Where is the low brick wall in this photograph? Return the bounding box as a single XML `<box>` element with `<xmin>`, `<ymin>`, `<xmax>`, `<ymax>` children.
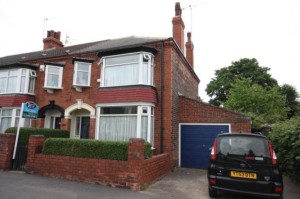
<box><xmin>0</xmin><ymin>134</ymin><xmax>16</xmax><ymax>170</ymax></box>
<box><xmin>26</xmin><ymin>136</ymin><xmax>171</xmax><ymax>191</ymax></box>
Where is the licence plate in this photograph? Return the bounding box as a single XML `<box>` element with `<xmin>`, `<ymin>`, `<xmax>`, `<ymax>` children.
<box><xmin>230</xmin><ymin>171</ymin><xmax>257</xmax><ymax>179</ymax></box>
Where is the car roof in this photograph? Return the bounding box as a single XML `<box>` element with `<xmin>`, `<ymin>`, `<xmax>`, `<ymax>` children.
<box><xmin>217</xmin><ymin>133</ymin><xmax>267</xmax><ymax>139</ymax></box>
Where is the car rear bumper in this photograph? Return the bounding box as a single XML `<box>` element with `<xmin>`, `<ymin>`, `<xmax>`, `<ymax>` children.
<box><xmin>210</xmin><ymin>185</ymin><xmax>282</xmax><ymax>198</ymax></box>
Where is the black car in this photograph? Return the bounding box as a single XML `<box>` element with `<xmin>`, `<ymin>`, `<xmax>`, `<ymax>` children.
<box><xmin>207</xmin><ymin>133</ymin><xmax>283</xmax><ymax>199</ymax></box>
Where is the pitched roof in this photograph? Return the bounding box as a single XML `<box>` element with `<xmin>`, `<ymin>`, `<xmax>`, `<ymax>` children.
<box><xmin>0</xmin><ymin>36</ymin><xmax>168</xmax><ymax>67</ymax></box>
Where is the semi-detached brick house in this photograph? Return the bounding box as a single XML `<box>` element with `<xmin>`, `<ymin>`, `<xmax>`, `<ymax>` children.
<box><xmin>0</xmin><ymin>3</ymin><xmax>251</xmax><ymax>169</ymax></box>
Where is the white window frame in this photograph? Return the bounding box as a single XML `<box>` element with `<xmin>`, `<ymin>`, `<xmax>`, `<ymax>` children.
<box><xmin>0</xmin><ymin>108</ymin><xmax>31</xmax><ymax>133</ymax></box>
<box><xmin>101</xmin><ymin>52</ymin><xmax>154</xmax><ymax>87</ymax></box>
<box><xmin>44</xmin><ymin>65</ymin><xmax>63</xmax><ymax>89</ymax></box>
<box><xmin>0</xmin><ymin>68</ymin><xmax>36</xmax><ymax>94</ymax></box>
<box><xmin>96</xmin><ymin>102</ymin><xmax>154</xmax><ymax>144</ymax></box>
<box><xmin>73</xmin><ymin>61</ymin><xmax>92</xmax><ymax>87</ymax></box>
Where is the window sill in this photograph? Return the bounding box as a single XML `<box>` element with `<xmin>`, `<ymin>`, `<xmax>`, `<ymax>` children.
<box><xmin>73</xmin><ymin>85</ymin><xmax>91</xmax><ymax>92</ymax></box>
<box><xmin>43</xmin><ymin>87</ymin><xmax>63</xmax><ymax>94</ymax></box>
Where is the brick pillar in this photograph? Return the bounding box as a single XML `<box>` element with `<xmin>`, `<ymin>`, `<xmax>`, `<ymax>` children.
<box><xmin>127</xmin><ymin>138</ymin><xmax>145</xmax><ymax>191</ymax></box>
<box><xmin>60</xmin><ymin>118</ymin><xmax>71</xmax><ymax>132</ymax></box>
<box><xmin>0</xmin><ymin>134</ymin><xmax>16</xmax><ymax>170</ymax></box>
<box><xmin>26</xmin><ymin>135</ymin><xmax>45</xmax><ymax>173</ymax></box>
<box><xmin>89</xmin><ymin>118</ymin><xmax>96</xmax><ymax>139</ymax></box>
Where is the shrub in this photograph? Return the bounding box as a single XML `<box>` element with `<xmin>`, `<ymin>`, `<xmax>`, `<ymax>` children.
<box><xmin>5</xmin><ymin>127</ymin><xmax>69</xmax><ymax>146</ymax></box>
<box><xmin>268</xmin><ymin>118</ymin><xmax>300</xmax><ymax>182</ymax></box>
<box><xmin>43</xmin><ymin>138</ymin><xmax>152</xmax><ymax>160</ymax></box>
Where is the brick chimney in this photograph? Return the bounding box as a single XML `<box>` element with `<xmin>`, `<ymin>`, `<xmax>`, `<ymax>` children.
<box><xmin>185</xmin><ymin>32</ymin><xmax>194</xmax><ymax>68</ymax></box>
<box><xmin>172</xmin><ymin>2</ymin><xmax>185</xmax><ymax>52</ymax></box>
<box><xmin>43</xmin><ymin>30</ymin><xmax>64</xmax><ymax>50</ymax></box>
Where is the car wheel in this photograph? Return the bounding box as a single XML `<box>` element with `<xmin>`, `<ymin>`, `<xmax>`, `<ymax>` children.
<box><xmin>209</xmin><ymin>187</ymin><xmax>218</xmax><ymax>198</ymax></box>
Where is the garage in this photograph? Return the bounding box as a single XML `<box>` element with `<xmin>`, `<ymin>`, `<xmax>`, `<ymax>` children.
<box><xmin>179</xmin><ymin>124</ymin><xmax>230</xmax><ymax>169</ymax></box>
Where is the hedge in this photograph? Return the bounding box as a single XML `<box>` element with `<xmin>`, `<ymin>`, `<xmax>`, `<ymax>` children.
<box><xmin>268</xmin><ymin>118</ymin><xmax>300</xmax><ymax>182</ymax></box>
<box><xmin>43</xmin><ymin>138</ymin><xmax>152</xmax><ymax>160</ymax></box>
<box><xmin>5</xmin><ymin>127</ymin><xmax>69</xmax><ymax>146</ymax></box>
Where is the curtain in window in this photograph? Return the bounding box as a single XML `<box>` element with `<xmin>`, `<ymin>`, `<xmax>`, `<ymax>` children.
<box><xmin>104</xmin><ymin>63</ymin><xmax>138</xmax><ymax>86</ymax></box>
<box><xmin>99</xmin><ymin>116</ymin><xmax>137</xmax><ymax>141</ymax></box>
<box><xmin>0</xmin><ymin>110</ymin><xmax>12</xmax><ymax>133</ymax></box>
<box><xmin>141</xmin><ymin>116</ymin><xmax>148</xmax><ymax>141</ymax></box>
<box><xmin>76</xmin><ymin>71</ymin><xmax>88</xmax><ymax>85</ymax></box>
<box><xmin>47</xmin><ymin>67</ymin><xmax>59</xmax><ymax>87</ymax></box>
<box><xmin>0</xmin><ymin>78</ymin><xmax>6</xmax><ymax>93</ymax></box>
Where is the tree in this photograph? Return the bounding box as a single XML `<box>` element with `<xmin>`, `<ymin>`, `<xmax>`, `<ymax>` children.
<box><xmin>224</xmin><ymin>78</ymin><xmax>289</xmax><ymax>129</ymax></box>
<box><xmin>280</xmin><ymin>84</ymin><xmax>300</xmax><ymax>118</ymax></box>
<box><xmin>206</xmin><ymin>58</ymin><xmax>278</xmax><ymax>106</ymax></box>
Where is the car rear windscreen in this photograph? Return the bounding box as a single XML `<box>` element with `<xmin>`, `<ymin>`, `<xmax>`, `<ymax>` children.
<box><xmin>218</xmin><ymin>135</ymin><xmax>270</xmax><ymax>158</ymax></box>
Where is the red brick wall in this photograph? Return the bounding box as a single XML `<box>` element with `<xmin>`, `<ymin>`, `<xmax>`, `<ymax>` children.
<box><xmin>26</xmin><ymin>136</ymin><xmax>171</xmax><ymax>191</ymax></box>
<box><xmin>0</xmin><ymin>134</ymin><xmax>16</xmax><ymax>170</ymax></box>
<box><xmin>0</xmin><ymin>95</ymin><xmax>35</xmax><ymax>107</ymax></box>
<box><xmin>179</xmin><ymin>96</ymin><xmax>252</xmax><ymax>132</ymax></box>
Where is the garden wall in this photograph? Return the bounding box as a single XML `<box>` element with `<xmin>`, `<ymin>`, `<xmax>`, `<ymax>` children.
<box><xmin>26</xmin><ymin>136</ymin><xmax>171</xmax><ymax>191</ymax></box>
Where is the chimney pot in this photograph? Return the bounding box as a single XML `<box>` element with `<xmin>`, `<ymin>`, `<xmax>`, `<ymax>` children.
<box><xmin>43</xmin><ymin>30</ymin><xmax>64</xmax><ymax>50</ymax></box>
<box><xmin>175</xmin><ymin>2</ymin><xmax>182</xmax><ymax>16</ymax></box>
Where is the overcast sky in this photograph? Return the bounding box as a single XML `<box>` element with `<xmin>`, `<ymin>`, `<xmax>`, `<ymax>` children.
<box><xmin>0</xmin><ymin>0</ymin><xmax>299</xmax><ymax>102</ymax></box>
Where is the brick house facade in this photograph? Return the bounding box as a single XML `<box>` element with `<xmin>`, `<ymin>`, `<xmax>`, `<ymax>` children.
<box><xmin>0</xmin><ymin>3</ymin><xmax>251</xmax><ymax>168</ymax></box>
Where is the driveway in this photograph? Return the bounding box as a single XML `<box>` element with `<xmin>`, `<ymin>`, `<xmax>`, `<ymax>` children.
<box><xmin>142</xmin><ymin>168</ymin><xmax>300</xmax><ymax>199</ymax></box>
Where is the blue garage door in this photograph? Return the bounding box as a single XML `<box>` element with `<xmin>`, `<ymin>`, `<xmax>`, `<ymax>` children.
<box><xmin>180</xmin><ymin>124</ymin><xmax>229</xmax><ymax>169</ymax></box>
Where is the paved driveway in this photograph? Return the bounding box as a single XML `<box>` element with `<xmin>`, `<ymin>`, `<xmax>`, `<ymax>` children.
<box><xmin>142</xmin><ymin>168</ymin><xmax>300</xmax><ymax>199</ymax></box>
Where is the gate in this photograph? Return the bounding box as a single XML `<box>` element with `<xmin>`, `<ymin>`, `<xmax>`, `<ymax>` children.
<box><xmin>11</xmin><ymin>145</ymin><xmax>28</xmax><ymax>171</ymax></box>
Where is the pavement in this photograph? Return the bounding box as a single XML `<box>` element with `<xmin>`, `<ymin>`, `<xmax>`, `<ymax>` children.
<box><xmin>0</xmin><ymin>168</ymin><xmax>299</xmax><ymax>199</ymax></box>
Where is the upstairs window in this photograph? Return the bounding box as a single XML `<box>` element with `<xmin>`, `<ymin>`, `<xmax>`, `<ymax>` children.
<box><xmin>101</xmin><ymin>52</ymin><xmax>154</xmax><ymax>87</ymax></box>
<box><xmin>73</xmin><ymin>61</ymin><xmax>91</xmax><ymax>87</ymax></box>
<box><xmin>44</xmin><ymin>65</ymin><xmax>63</xmax><ymax>89</ymax></box>
<box><xmin>0</xmin><ymin>68</ymin><xmax>36</xmax><ymax>94</ymax></box>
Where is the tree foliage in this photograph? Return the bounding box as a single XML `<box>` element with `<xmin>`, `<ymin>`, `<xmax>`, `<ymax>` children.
<box><xmin>268</xmin><ymin>118</ymin><xmax>300</xmax><ymax>182</ymax></box>
<box><xmin>280</xmin><ymin>84</ymin><xmax>300</xmax><ymax>118</ymax></box>
<box><xmin>224</xmin><ymin>78</ymin><xmax>289</xmax><ymax>128</ymax></box>
<box><xmin>206</xmin><ymin>58</ymin><xmax>278</xmax><ymax>106</ymax></box>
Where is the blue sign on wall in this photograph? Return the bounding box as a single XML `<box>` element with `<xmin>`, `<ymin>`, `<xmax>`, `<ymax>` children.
<box><xmin>22</xmin><ymin>101</ymin><xmax>39</xmax><ymax>119</ymax></box>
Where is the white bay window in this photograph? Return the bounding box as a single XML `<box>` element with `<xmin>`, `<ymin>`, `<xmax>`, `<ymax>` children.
<box><xmin>96</xmin><ymin>103</ymin><xmax>154</xmax><ymax>144</ymax></box>
<box><xmin>101</xmin><ymin>52</ymin><xmax>154</xmax><ymax>87</ymax></box>
<box><xmin>0</xmin><ymin>69</ymin><xmax>36</xmax><ymax>94</ymax></box>
<box><xmin>0</xmin><ymin>108</ymin><xmax>30</xmax><ymax>133</ymax></box>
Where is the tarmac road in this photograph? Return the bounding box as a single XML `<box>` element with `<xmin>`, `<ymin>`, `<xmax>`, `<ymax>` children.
<box><xmin>0</xmin><ymin>169</ymin><xmax>299</xmax><ymax>199</ymax></box>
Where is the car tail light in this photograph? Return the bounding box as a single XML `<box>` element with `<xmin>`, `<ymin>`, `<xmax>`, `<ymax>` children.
<box><xmin>209</xmin><ymin>179</ymin><xmax>216</xmax><ymax>184</ymax></box>
<box><xmin>210</xmin><ymin>139</ymin><xmax>218</xmax><ymax>160</ymax></box>
<box><xmin>268</xmin><ymin>142</ymin><xmax>277</xmax><ymax>165</ymax></box>
<box><xmin>275</xmin><ymin>186</ymin><xmax>283</xmax><ymax>193</ymax></box>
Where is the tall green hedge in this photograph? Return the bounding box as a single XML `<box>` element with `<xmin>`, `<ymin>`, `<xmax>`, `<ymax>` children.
<box><xmin>268</xmin><ymin>118</ymin><xmax>300</xmax><ymax>182</ymax></box>
<box><xmin>5</xmin><ymin>127</ymin><xmax>69</xmax><ymax>146</ymax></box>
<box><xmin>43</xmin><ymin>138</ymin><xmax>152</xmax><ymax>160</ymax></box>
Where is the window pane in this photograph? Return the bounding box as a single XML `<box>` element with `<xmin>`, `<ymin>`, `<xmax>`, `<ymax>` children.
<box><xmin>47</xmin><ymin>74</ymin><xmax>59</xmax><ymax>87</ymax></box>
<box><xmin>0</xmin><ymin>78</ymin><xmax>6</xmax><ymax>93</ymax></box>
<box><xmin>99</xmin><ymin>116</ymin><xmax>137</xmax><ymax>141</ymax></box>
<box><xmin>28</xmin><ymin>77</ymin><xmax>35</xmax><ymax>93</ymax></box>
<box><xmin>0</xmin><ymin>117</ymin><xmax>11</xmax><ymax>133</ymax></box>
<box><xmin>106</xmin><ymin>54</ymin><xmax>139</xmax><ymax>65</ymax></box>
<box><xmin>77</xmin><ymin>62</ymin><xmax>90</xmax><ymax>71</ymax></box>
<box><xmin>2</xmin><ymin>110</ymin><xmax>12</xmax><ymax>116</ymax></box>
<box><xmin>101</xmin><ymin>107</ymin><xmax>137</xmax><ymax>114</ymax></box>
<box><xmin>48</xmin><ymin>67</ymin><xmax>60</xmax><ymax>74</ymax></box>
<box><xmin>7</xmin><ymin>77</ymin><xmax>17</xmax><ymax>92</ymax></box>
<box><xmin>16</xmin><ymin>109</ymin><xmax>20</xmax><ymax>116</ymax></box>
<box><xmin>75</xmin><ymin>117</ymin><xmax>80</xmax><ymax>137</ymax></box>
<box><xmin>9</xmin><ymin>70</ymin><xmax>18</xmax><ymax>76</ymax></box>
<box><xmin>21</xmin><ymin>69</ymin><xmax>26</xmax><ymax>76</ymax></box>
<box><xmin>0</xmin><ymin>71</ymin><xmax>8</xmax><ymax>77</ymax></box>
<box><xmin>141</xmin><ymin>116</ymin><xmax>148</xmax><ymax>141</ymax></box>
<box><xmin>76</xmin><ymin>71</ymin><xmax>88</xmax><ymax>85</ymax></box>
<box><xmin>20</xmin><ymin>76</ymin><xmax>26</xmax><ymax>92</ymax></box>
<box><xmin>104</xmin><ymin>63</ymin><xmax>139</xmax><ymax>86</ymax></box>
<box><xmin>142</xmin><ymin>62</ymin><xmax>148</xmax><ymax>84</ymax></box>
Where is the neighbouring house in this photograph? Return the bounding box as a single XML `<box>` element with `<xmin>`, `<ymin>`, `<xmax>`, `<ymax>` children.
<box><xmin>0</xmin><ymin>3</ymin><xmax>251</xmax><ymax>169</ymax></box>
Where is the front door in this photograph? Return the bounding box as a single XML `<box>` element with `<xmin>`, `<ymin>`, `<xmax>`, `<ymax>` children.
<box><xmin>75</xmin><ymin>116</ymin><xmax>90</xmax><ymax>139</ymax></box>
<box><xmin>80</xmin><ymin>117</ymin><xmax>90</xmax><ymax>139</ymax></box>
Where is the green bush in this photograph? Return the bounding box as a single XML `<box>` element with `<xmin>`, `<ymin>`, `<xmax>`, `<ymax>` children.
<box><xmin>43</xmin><ymin>138</ymin><xmax>152</xmax><ymax>160</ymax></box>
<box><xmin>5</xmin><ymin>127</ymin><xmax>69</xmax><ymax>146</ymax></box>
<box><xmin>268</xmin><ymin>118</ymin><xmax>300</xmax><ymax>182</ymax></box>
